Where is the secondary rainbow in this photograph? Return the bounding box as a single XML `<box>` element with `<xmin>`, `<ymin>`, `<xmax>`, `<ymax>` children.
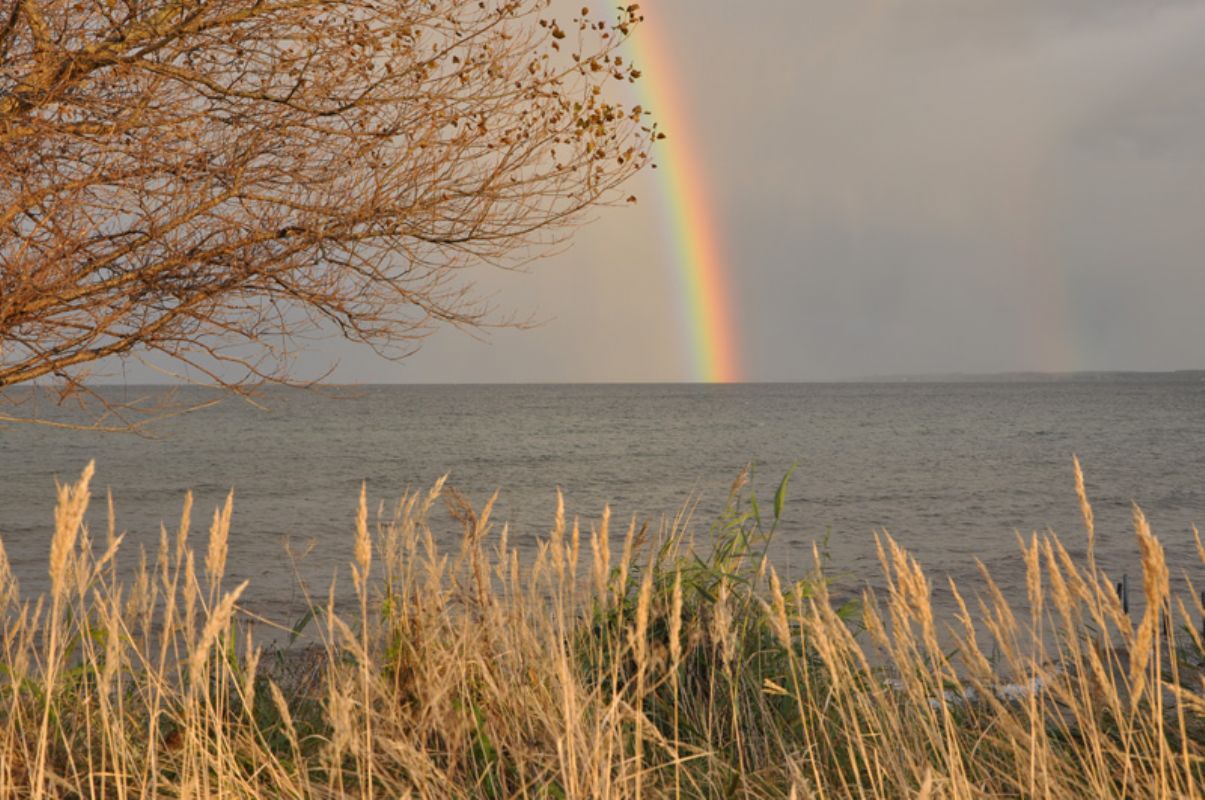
<box><xmin>603</xmin><ymin>5</ymin><xmax>742</xmax><ymax>382</ymax></box>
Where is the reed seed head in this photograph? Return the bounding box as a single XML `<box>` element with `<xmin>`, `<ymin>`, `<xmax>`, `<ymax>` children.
<box><xmin>50</xmin><ymin>461</ymin><xmax>94</xmax><ymax>600</ymax></box>
<box><xmin>205</xmin><ymin>491</ymin><xmax>233</xmax><ymax>585</ymax></box>
<box><xmin>355</xmin><ymin>481</ymin><xmax>372</xmax><ymax>575</ymax></box>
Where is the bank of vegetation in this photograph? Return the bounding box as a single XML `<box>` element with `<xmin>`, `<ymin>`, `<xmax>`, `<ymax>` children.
<box><xmin>0</xmin><ymin>461</ymin><xmax>1201</xmax><ymax>798</ymax></box>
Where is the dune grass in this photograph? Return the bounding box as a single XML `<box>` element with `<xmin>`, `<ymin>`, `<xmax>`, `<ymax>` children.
<box><xmin>0</xmin><ymin>460</ymin><xmax>1202</xmax><ymax>798</ymax></box>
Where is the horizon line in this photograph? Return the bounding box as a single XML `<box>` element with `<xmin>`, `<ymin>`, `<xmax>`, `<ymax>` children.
<box><xmin>15</xmin><ymin>368</ymin><xmax>1205</xmax><ymax>390</ymax></box>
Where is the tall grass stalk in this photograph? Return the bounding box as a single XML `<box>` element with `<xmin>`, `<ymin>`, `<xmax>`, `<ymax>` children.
<box><xmin>0</xmin><ymin>462</ymin><xmax>1201</xmax><ymax>798</ymax></box>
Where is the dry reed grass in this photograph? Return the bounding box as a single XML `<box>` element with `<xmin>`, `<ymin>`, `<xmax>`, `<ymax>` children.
<box><xmin>0</xmin><ymin>461</ymin><xmax>1201</xmax><ymax>798</ymax></box>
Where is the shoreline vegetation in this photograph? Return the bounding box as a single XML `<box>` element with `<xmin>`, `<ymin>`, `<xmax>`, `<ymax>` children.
<box><xmin>0</xmin><ymin>463</ymin><xmax>1202</xmax><ymax>798</ymax></box>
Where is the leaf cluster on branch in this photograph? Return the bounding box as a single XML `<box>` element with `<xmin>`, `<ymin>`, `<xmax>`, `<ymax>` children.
<box><xmin>0</xmin><ymin>0</ymin><xmax>654</xmax><ymax>420</ymax></box>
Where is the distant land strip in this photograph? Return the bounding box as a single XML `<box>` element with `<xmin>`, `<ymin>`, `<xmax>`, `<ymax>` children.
<box><xmin>855</xmin><ymin>370</ymin><xmax>1205</xmax><ymax>383</ymax></box>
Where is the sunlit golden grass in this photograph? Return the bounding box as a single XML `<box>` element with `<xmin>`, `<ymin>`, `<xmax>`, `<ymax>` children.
<box><xmin>0</xmin><ymin>460</ymin><xmax>1202</xmax><ymax>798</ymax></box>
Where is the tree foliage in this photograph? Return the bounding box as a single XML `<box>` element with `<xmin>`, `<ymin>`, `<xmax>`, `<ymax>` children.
<box><xmin>0</xmin><ymin>0</ymin><xmax>652</xmax><ymax>413</ymax></box>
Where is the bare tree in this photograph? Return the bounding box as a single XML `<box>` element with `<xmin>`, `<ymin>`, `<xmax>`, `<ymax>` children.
<box><xmin>0</xmin><ymin>0</ymin><xmax>653</xmax><ymax>423</ymax></box>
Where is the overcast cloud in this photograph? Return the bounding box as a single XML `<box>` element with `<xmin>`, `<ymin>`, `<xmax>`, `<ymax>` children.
<box><xmin>148</xmin><ymin>1</ymin><xmax>1205</xmax><ymax>382</ymax></box>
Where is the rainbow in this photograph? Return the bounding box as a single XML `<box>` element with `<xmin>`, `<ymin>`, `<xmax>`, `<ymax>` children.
<box><xmin>602</xmin><ymin>5</ymin><xmax>743</xmax><ymax>383</ymax></box>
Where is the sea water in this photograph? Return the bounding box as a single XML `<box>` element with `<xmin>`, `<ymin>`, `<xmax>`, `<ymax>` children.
<box><xmin>2</xmin><ymin>380</ymin><xmax>1202</xmax><ymax>628</ymax></box>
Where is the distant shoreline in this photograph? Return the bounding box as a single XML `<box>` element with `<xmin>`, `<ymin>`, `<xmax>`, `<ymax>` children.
<box><xmin>851</xmin><ymin>369</ymin><xmax>1205</xmax><ymax>383</ymax></box>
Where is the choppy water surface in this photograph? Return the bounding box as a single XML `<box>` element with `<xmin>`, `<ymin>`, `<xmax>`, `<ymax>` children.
<box><xmin>2</xmin><ymin>381</ymin><xmax>1203</xmax><ymax>627</ymax></box>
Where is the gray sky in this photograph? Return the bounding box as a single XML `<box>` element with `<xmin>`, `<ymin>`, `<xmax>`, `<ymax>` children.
<box><xmin>162</xmin><ymin>1</ymin><xmax>1205</xmax><ymax>382</ymax></box>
